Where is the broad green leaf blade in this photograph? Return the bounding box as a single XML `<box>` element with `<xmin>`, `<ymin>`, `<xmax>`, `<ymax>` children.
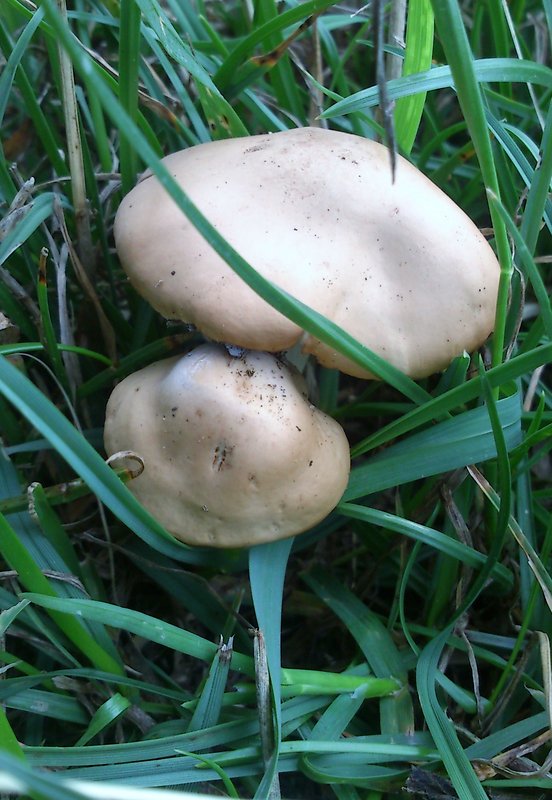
<box><xmin>249</xmin><ymin>538</ymin><xmax>293</xmax><ymax>798</ymax></box>
<box><xmin>188</xmin><ymin>640</ymin><xmax>233</xmax><ymax>732</ymax></box>
<box><xmin>417</xmin><ymin>630</ymin><xmax>488</xmax><ymax>799</ymax></box>
<box><xmin>23</xmin><ymin>593</ymin><xmax>253</xmax><ymax>677</ymax></box>
<box><xmin>321</xmin><ymin>58</ymin><xmax>552</xmax><ymax>118</ymax></box>
<box><xmin>303</xmin><ymin>568</ymin><xmax>414</xmax><ymax>735</ymax></box>
<box><xmin>346</xmin><ymin>387</ymin><xmax>521</xmax><ymax>499</ymax></box>
<box><xmin>338</xmin><ymin>504</ymin><xmax>512</xmax><ymax>588</ymax></box>
<box><xmin>75</xmin><ymin>693</ymin><xmax>132</xmax><ymax>746</ymax></box>
<box><xmin>394</xmin><ymin>0</ymin><xmax>434</xmax><ymax>153</ymax></box>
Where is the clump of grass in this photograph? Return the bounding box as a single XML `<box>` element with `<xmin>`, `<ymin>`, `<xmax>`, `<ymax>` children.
<box><xmin>0</xmin><ymin>1</ymin><xmax>551</xmax><ymax>799</ymax></box>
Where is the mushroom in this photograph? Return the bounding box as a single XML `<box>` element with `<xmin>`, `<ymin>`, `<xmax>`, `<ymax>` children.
<box><xmin>103</xmin><ymin>344</ymin><xmax>350</xmax><ymax>548</ymax></box>
<box><xmin>114</xmin><ymin>126</ymin><xmax>500</xmax><ymax>380</ymax></box>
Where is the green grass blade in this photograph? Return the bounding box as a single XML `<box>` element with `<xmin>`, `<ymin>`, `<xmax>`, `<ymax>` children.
<box><xmin>23</xmin><ymin>593</ymin><xmax>254</xmax><ymax>677</ymax></box>
<box><xmin>394</xmin><ymin>0</ymin><xmax>434</xmax><ymax>153</ymax></box>
<box><xmin>351</xmin><ymin>344</ymin><xmax>551</xmax><ymax>456</ymax></box>
<box><xmin>346</xmin><ymin>386</ymin><xmax>521</xmax><ymax>498</ymax></box>
<box><xmin>520</xmin><ymin>101</ymin><xmax>552</xmax><ymax>249</ymax></box>
<box><xmin>75</xmin><ymin>694</ymin><xmax>132</xmax><ymax>747</ymax></box>
<box><xmin>0</xmin><ymin>513</ymin><xmax>124</xmax><ymax>677</ymax></box>
<box><xmin>0</xmin><ymin>5</ymin><xmax>46</xmax><ymax>126</ymax></box>
<box><xmin>429</xmin><ymin>0</ymin><xmax>513</xmax><ymax>372</ymax></box>
<box><xmin>487</xmin><ymin>190</ymin><xmax>552</xmax><ymax>339</ymax></box>
<box><xmin>118</xmin><ymin>0</ymin><xmax>142</xmax><ymax>192</ymax></box>
<box><xmin>303</xmin><ymin>568</ymin><xmax>414</xmax><ymax>735</ymax></box>
<box><xmin>417</xmin><ymin>630</ymin><xmax>488</xmax><ymax>799</ymax></box>
<box><xmin>187</xmin><ymin>641</ymin><xmax>233</xmax><ymax>732</ymax></box>
<box><xmin>320</xmin><ymin>59</ymin><xmax>552</xmax><ymax>118</ymax></box>
<box><xmin>339</xmin><ymin>504</ymin><xmax>512</xmax><ymax>587</ymax></box>
<box><xmin>249</xmin><ymin>538</ymin><xmax>293</xmax><ymax>797</ymax></box>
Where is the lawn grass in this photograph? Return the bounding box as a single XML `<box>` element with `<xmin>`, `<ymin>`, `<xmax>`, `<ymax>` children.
<box><xmin>0</xmin><ymin>1</ymin><xmax>551</xmax><ymax>798</ymax></box>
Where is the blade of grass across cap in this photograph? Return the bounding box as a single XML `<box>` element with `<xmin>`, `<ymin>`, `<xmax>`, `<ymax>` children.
<box><xmin>37</xmin><ymin>0</ymin><xmax>429</xmax><ymax>405</ymax></box>
<box><xmin>249</xmin><ymin>538</ymin><xmax>293</xmax><ymax>799</ymax></box>
<box><xmin>394</xmin><ymin>0</ymin><xmax>434</xmax><ymax>153</ymax></box>
<box><xmin>303</xmin><ymin>568</ymin><xmax>414</xmax><ymax>735</ymax></box>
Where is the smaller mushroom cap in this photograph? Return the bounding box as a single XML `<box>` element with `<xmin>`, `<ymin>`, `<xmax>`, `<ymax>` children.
<box><xmin>104</xmin><ymin>344</ymin><xmax>350</xmax><ymax>548</ymax></box>
<box><xmin>114</xmin><ymin>127</ymin><xmax>500</xmax><ymax>379</ymax></box>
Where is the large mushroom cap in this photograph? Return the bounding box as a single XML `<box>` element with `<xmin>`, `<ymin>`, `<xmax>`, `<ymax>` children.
<box><xmin>115</xmin><ymin>127</ymin><xmax>500</xmax><ymax>379</ymax></box>
<box><xmin>104</xmin><ymin>344</ymin><xmax>350</xmax><ymax>548</ymax></box>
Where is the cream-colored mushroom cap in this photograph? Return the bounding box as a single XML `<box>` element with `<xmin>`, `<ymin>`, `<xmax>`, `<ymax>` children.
<box><xmin>104</xmin><ymin>344</ymin><xmax>350</xmax><ymax>548</ymax></box>
<box><xmin>114</xmin><ymin>127</ymin><xmax>500</xmax><ymax>379</ymax></box>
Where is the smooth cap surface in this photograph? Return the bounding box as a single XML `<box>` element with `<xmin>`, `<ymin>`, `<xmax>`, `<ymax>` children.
<box><xmin>114</xmin><ymin>127</ymin><xmax>500</xmax><ymax>379</ymax></box>
<box><xmin>104</xmin><ymin>344</ymin><xmax>350</xmax><ymax>548</ymax></box>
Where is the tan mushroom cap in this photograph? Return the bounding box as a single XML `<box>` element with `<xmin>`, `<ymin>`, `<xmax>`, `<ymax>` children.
<box><xmin>114</xmin><ymin>127</ymin><xmax>500</xmax><ymax>379</ymax></box>
<box><xmin>104</xmin><ymin>344</ymin><xmax>350</xmax><ymax>548</ymax></box>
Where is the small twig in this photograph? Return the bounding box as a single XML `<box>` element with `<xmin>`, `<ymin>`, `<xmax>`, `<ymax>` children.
<box><xmin>253</xmin><ymin>628</ymin><xmax>281</xmax><ymax>800</ymax></box>
<box><xmin>53</xmin><ymin>199</ymin><xmax>117</xmax><ymax>364</ymax></box>
<box><xmin>56</xmin><ymin>0</ymin><xmax>95</xmax><ymax>277</ymax></box>
<box><xmin>0</xmin><ymin>569</ymin><xmax>86</xmax><ymax>593</ymax></box>
<box><xmin>386</xmin><ymin>0</ymin><xmax>407</xmax><ymax>81</ymax></box>
<box><xmin>374</xmin><ymin>0</ymin><xmax>397</xmax><ymax>180</ymax></box>
<box><xmin>523</xmin><ymin>364</ymin><xmax>546</xmax><ymax>411</ymax></box>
